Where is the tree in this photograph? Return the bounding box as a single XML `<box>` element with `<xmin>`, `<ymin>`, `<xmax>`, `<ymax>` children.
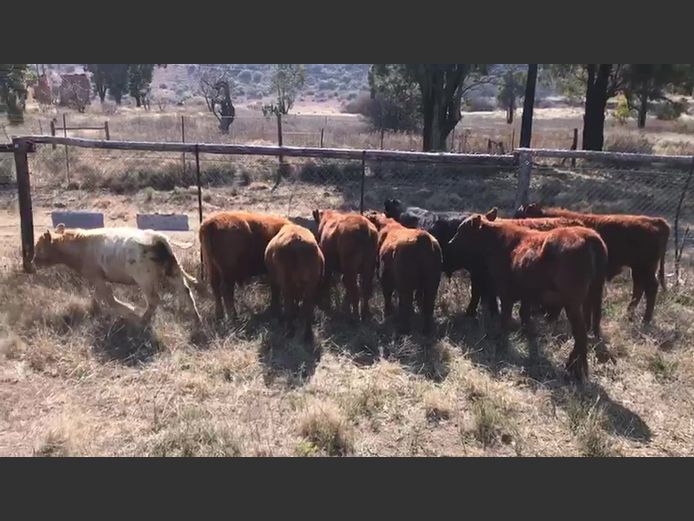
<box><xmin>519</xmin><ymin>64</ymin><xmax>538</xmax><ymax>148</ymax></box>
<box><xmin>106</xmin><ymin>64</ymin><xmax>129</xmax><ymax>105</ymax></box>
<box><xmin>549</xmin><ymin>64</ymin><xmax>626</xmax><ymax>150</ymax></box>
<box><xmin>85</xmin><ymin>64</ymin><xmax>109</xmax><ymax>102</ymax></box>
<box><xmin>623</xmin><ymin>64</ymin><xmax>692</xmax><ymax>128</ymax></box>
<box><xmin>262</xmin><ymin>64</ymin><xmax>305</xmax><ymax>157</ymax></box>
<box><xmin>128</xmin><ymin>64</ymin><xmax>157</xmax><ymax>109</ymax></box>
<box><xmin>0</xmin><ymin>64</ymin><xmax>28</xmax><ymax>124</ymax></box>
<box><xmin>198</xmin><ymin>68</ymin><xmax>236</xmax><ymax>133</ymax></box>
<box><xmin>497</xmin><ymin>66</ymin><xmax>526</xmax><ymax>124</ymax></box>
<box><xmin>367</xmin><ymin>65</ymin><xmax>421</xmax><ymax>132</ymax></box>
<box><xmin>370</xmin><ymin>64</ymin><xmax>491</xmax><ymax>152</ymax></box>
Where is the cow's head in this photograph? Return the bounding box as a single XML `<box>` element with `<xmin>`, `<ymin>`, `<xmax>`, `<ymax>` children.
<box><xmin>448</xmin><ymin>214</ymin><xmax>484</xmax><ymax>253</ymax></box>
<box><xmin>383</xmin><ymin>199</ymin><xmax>404</xmax><ymax>219</ymax></box>
<box><xmin>364</xmin><ymin>210</ymin><xmax>388</xmax><ymax>230</ymax></box>
<box><xmin>33</xmin><ymin>223</ymin><xmax>65</xmax><ymax>268</ymax></box>
<box><xmin>514</xmin><ymin>202</ymin><xmax>542</xmax><ymax>218</ymax></box>
<box><xmin>485</xmin><ymin>207</ymin><xmax>499</xmax><ymax>221</ymax></box>
<box><xmin>312</xmin><ymin>208</ymin><xmax>329</xmax><ymax>225</ymax></box>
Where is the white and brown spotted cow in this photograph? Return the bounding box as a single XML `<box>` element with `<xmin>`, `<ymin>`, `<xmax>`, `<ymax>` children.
<box><xmin>32</xmin><ymin>224</ymin><xmax>202</xmax><ymax>326</ymax></box>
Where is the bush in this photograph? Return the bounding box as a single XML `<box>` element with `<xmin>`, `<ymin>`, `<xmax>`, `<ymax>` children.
<box><xmin>465</xmin><ymin>96</ymin><xmax>496</xmax><ymax>112</ymax></box>
<box><xmin>612</xmin><ymin>94</ymin><xmax>632</xmax><ymax>125</ymax></box>
<box><xmin>654</xmin><ymin>99</ymin><xmax>688</xmax><ymax>121</ymax></box>
<box><xmin>605</xmin><ymin>134</ymin><xmax>654</xmax><ymax>154</ymax></box>
<box><xmin>238</xmin><ymin>70</ymin><xmax>252</xmax><ymax>83</ymax></box>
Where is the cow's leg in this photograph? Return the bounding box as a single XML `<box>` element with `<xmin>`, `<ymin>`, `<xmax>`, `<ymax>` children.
<box><xmin>140</xmin><ymin>288</ymin><xmax>160</xmax><ymax>325</ymax></box>
<box><xmin>465</xmin><ymin>271</ymin><xmax>482</xmax><ymax>317</ymax></box>
<box><xmin>269</xmin><ymin>281</ymin><xmax>281</xmax><ymax>317</ymax></box>
<box><xmin>642</xmin><ymin>267</ymin><xmax>659</xmax><ymax>323</ymax></box>
<box><xmin>342</xmin><ymin>271</ymin><xmax>359</xmax><ymax>319</ymax></box>
<box><xmin>209</xmin><ymin>267</ymin><xmax>225</xmax><ymax>321</ymax></box>
<box><xmin>174</xmin><ymin>273</ymin><xmax>202</xmax><ymax>325</ymax></box>
<box><xmin>398</xmin><ymin>288</ymin><xmax>414</xmax><ymax>334</ymax></box>
<box><xmin>627</xmin><ymin>269</ymin><xmax>645</xmax><ymax>318</ymax></box>
<box><xmin>222</xmin><ymin>276</ymin><xmax>237</xmax><ymax>320</ymax></box>
<box><xmin>499</xmin><ymin>295</ymin><xmax>514</xmax><ymax>331</ymax></box>
<box><xmin>420</xmin><ymin>286</ymin><xmax>437</xmax><ymax>336</ymax></box>
<box><xmin>519</xmin><ymin>300</ymin><xmax>536</xmax><ymax>335</ymax></box>
<box><xmin>301</xmin><ymin>294</ymin><xmax>316</xmax><ymax>343</ymax></box>
<box><xmin>93</xmin><ymin>280</ymin><xmax>140</xmax><ymax>323</ymax></box>
<box><xmin>359</xmin><ymin>270</ymin><xmax>374</xmax><ymax>321</ymax></box>
<box><xmin>318</xmin><ymin>270</ymin><xmax>334</xmax><ymax>311</ymax></box>
<box><xmin>565</xmin><ymin>303</ymin><xmax>588</xmax><ymax>382</ymax></box>
<box><xmin>381</xmin><ymin>273</ymin><xmax>395</xmax><ymax>318</ymax></box>
<box><xmin>284</xmin><ymin>295</ymin><xmax>299</xmax><ymax>337</ymax></box>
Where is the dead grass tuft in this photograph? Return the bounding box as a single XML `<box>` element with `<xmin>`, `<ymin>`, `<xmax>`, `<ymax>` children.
<box><xmin>423</xmin><ymin>390</ymin><xmax>451</xmax><ymax>423</ymax></box>
<box><xmin>297</xmin><ymin>400</ymin><xmax>354</xmax><ymax>456</ymax></box>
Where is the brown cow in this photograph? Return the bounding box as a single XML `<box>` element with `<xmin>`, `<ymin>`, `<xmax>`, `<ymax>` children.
<box><xmin>484</xmin><ymin>207</ymin><xmax>585</xmax><ymax>231</ymax></box>
<box><xmin>199</xmin><ymin>211</ymin><xmax>291</xmax><ymax>321</ymax></box>
<box><xmin>484</xmin><ymin>207</ymin><xmax>590</xmax><ymax>321</ymax></box>
<box><xmin>365</xmin><ymin>212</ymin><xmax>442</xmax><ymax>335</ymax></box>
<box><xmin>312</xmin><ymin>209</ymin><xmax>378</xmax><ymax>320</ymax></box>
<box><xmin>515</xmin><ymin>203</ymin><xmax>670</xmax><ymax>323</ymax></box>
<box><xmin>265</xmin><ymin>224</ymin><xmax>325</xmax><ymax>342</ymax></box>
<box><xmin>449</xmin><ymin>214</ymin><xmax>608</xmax><ymax>381</ymax></box>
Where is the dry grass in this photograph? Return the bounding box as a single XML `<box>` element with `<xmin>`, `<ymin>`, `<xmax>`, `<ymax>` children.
<box><xmin>297</xmin><ymin>400</ymin><xmax>354</xmax><ymax>456</ymax></box>
<box><xmin>2</xmin><ymin>103</ymin><xmax>694</xmax><ymax>457</ymax></box>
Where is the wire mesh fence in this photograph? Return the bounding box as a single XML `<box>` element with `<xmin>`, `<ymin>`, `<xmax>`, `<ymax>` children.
<box><xmin>527</xmin><ymin>157</ymin><xmax>694</xmax><ymax>243</ymax></box>
<box><xmin>11</xmin><ymin>137</ymin><xmax>694</xmax><ymax>277</ymax></box>
<box><xmin>0</xmin><ymin>153</ymin><xmax>14</xmax><ymax>187</ymax></box>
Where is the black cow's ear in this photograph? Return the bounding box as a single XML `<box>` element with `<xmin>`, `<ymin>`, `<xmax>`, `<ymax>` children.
<box><xmin>485</xmin><ymin>207</ymin><xmax>498</xmax><ymax>221</ymax></box>
<box><xmin>312</xmin><ymin>209</ymin><xmax>320</xmax><ymax>223</ymax></box>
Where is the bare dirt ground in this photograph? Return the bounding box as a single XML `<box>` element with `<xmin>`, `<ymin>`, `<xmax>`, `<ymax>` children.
<box><xmin>1</xmin><ymin>182</ymin><xmax>693</xmax><ymax>457</ymax></box>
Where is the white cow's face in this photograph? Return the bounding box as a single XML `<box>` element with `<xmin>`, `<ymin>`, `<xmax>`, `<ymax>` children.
<box><xmin>33</xmin><ymin>230</ymin><xmax>60</xmax><ymax>267</ymax></box>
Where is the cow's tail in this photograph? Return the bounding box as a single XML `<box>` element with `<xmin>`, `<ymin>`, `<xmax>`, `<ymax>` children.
<box><xmin>659</xmin><ymin>231</ymin><xmax>668</xmax><ymax>291</ymax></box>
<box><xmin>152</xmin><ymin>236</ymin><xmax>197</xmax><ymax>285</ymax></box>
<box><xmin>198</xmin><ymin>222</ymin><xmax>215</xmax><ymax>286</ymax></box>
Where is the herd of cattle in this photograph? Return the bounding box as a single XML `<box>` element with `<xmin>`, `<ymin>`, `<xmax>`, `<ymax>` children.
<box><xmin>30</xmin><ymin>199</ymin><xmax>671</xmax><ymax>382</ymax></box>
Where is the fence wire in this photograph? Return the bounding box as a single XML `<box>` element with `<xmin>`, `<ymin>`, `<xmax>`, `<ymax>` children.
<box><xmin>527</xmin><ymin>157</ymin><xmax>694</xmax><ymax>259</ymax></box>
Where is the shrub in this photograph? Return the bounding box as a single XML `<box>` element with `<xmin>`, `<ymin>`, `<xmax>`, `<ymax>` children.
<box><xmin>654</xmin><ymin>98</ymin><xmax>688</xmax><ymax>121</ymax></box>
<box><xmin>605</xmin><ymin>134</ymin><xmax>654</xmax><ymax>154</ymax></box>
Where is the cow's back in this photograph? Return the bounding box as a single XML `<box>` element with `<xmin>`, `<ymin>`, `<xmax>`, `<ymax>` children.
<box><xmin>200</xmin><ymin>211</ymin><xmax>290</xmax><ymax>281</ymax></box>
<box><xmin>266</xmin><ymin>224</ymin><xmax>324</xmax><ymax>298</ymax></box>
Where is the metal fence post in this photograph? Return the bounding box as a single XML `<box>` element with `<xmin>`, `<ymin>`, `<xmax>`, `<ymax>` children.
<box><xmin>13</xmin><ymin>138</ymin><xmax>34</xmax><ymax>273</ymax></box>
<box><xmin>513</xmin><ymin>149</ymin><xmax>533</xmax><ymax>211</ymax></box>
<box><xmin>104</xmin><ymin>120</ymin><xmax>110</xmax><ymax>140</ymax></box>
<box><xmin>360</xmin><ymin>151</ymin><xmax>366</xmax><ymax>214</ymax></box>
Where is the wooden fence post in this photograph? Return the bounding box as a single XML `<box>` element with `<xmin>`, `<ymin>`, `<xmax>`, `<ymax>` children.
<box><xmin>513</xmin><ymin>150</ymin><xmax>533</xmax><ymax>211</ymax></box>
<box><xmin>181</xmin><ymin>115</ymin><xmax>186</xmax><ymax>175</ymax></box>
<box><xmin>571</xmin><ymin>128</ymin><xmax>578</xmax><ymax>167</ymax></box>
<box><xmin>62</xmin><ymin>113</ymin><xmax>70</xmax><ymax>184</ymax></box>
<box><xmin>194</xmin><ymin>144</ymin><xmax>205</xmax><ymax>280</ymax></box>
<box><xmin>50</xmin><ymin>119</ymin><xmax>56</xmax><ymax>149</ymax></box>
<box><xmin>360</xmin><ymin>151</ymin><xmax>366</xmax><ymax>214</ymax></box>
<box><xmin>104</xmin><ymin>120</ymin><xmax>110</xmax><ymax>140</ymax></box>
<box><xmin>320</xmin><ymin>128</ymin><xmax>324</xmax><ymax>148</ymax></box>
<box><xmin>13</xmin><ymin>139</ymin><xmax>35</xmax><ymax>273</ymax></box>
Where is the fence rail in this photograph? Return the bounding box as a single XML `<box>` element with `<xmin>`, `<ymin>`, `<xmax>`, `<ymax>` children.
<box><xmin>8</xmin><ymin>135</ymin><xmax>694</xmax><ymax>275</ymax></box>
<box><xmin>18</xmin><ymin>136</ymin><xmax>516</xmax><ymax>165</ymax></box>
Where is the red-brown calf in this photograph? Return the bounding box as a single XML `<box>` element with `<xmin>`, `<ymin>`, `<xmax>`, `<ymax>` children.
<box><xmin>366</xmin><ymin>212</ymin><xmax>442</xmax><ymax>335</ymax></box>
<box><xmin>515</xmin><ymin>203</ymin><xmax>670</xmax><ymax>323</ymax></box>
<box><xmin>313</xmin><ymin>209</ymin><xmax>378</xmax><ymax>321</ymax></box>
<box><xmin>199</xmin><ymin>211</ymin><xmax>291</xmax><ymax>320</ymax></box>
<box><xmin>265</xmin><ymin>224</ymin><xmax>325</xmax><ymax>342</ymax></box>
<box><xmin>449</xmin><ymin>215</ymin><xmax>608</xmax><ymax>381</ymax></box>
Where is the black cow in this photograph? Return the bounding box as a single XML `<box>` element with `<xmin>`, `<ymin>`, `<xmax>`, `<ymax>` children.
<box><xmin>383</xmin><ymin>199</ymin><xmax>497</xmax><ymax>317</ymax></box>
